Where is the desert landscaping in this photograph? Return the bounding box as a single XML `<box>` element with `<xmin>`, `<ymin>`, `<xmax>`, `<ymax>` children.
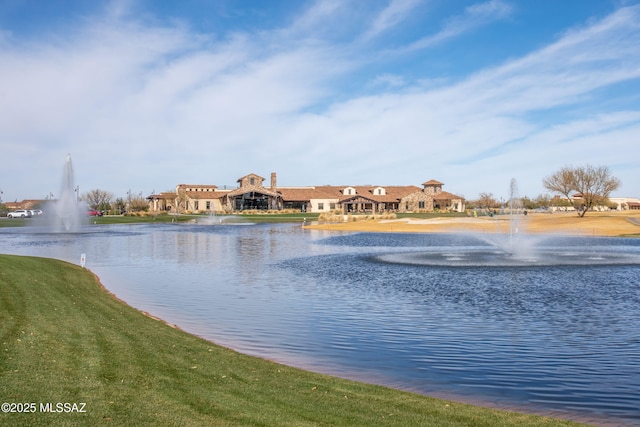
<box><xmin>306</xmin><ymin>211</ymin><xmax>640</xmax><ymax>237</ymax></box>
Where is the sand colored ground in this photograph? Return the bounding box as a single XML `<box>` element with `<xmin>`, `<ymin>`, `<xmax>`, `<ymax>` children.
<box><xmin>305</xmin><ymin>211</ymin><xmax>640</xmax><ymax>237</ymax></box>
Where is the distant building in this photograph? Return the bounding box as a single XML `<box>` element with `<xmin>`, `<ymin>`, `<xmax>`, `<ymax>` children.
<box><xmin>279</xmin><ymin>179</ymin><xmax>464</xmax><ymax>214</ymax></box>
<box><xmin>609</xmin><ymin>197</ymin><xmax>640</xmax><ymax>210</ymax></box>
<box><xmin>147</xmin><ymin>172</ymin><xmax>466</xmax><ymax>214</ymax></box>
<box><xmin>4</xmin><ymin>199</ymin><xmax>47</xmax><ymax>210</ymax></box>
<box><xmin>548</xmin><ymin>195</ymin><xmax>640</xmax><ymax>211</ymax></box>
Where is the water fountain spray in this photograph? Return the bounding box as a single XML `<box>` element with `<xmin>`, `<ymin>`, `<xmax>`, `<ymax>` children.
<box><xmin>44</xmin><ymin>154</ymin><xmax>88</xmax><ymax>231</ymax></box>
<box><xmin>508</xmin><ymin>177</ymin><xmax>522</xmax><ymax>254</ymax></box>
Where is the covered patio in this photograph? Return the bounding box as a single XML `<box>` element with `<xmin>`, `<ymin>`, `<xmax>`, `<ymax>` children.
<box><xmin>340</xmin><ymin>195</ymin><xmax>395</xmax><ymax>214</ymax></box>
<box><xmin>223</xmin><ymin>188</ymin><xmax>281</xmax><ymax>211</ymax></box>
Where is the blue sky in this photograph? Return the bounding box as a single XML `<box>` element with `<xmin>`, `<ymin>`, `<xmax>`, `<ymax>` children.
<box><xmin>1</xmin><ymin>0</ymin><xmax>639</xmax><ymax>203</ymax></box>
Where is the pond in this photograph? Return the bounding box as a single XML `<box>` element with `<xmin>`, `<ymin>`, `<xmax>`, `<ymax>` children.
<box><xmin>1</xmin><ymin>222</ymin><xmax>639</xmax><ymax>425</ymax></box>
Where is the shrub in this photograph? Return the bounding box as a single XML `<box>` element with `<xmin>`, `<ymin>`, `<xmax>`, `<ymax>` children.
<box><xmin>317</xmin><ymin>212</ymin><xmax>397</xmax><ymax>222</ymax></box>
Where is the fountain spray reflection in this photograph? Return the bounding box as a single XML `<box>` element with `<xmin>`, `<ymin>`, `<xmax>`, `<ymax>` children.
<box><xmin>196</xmin><ymin>212</ymin><xmax>255</xmax><ymax>226</ymax></box>
<box><xmin>471</xmin><ymin>177</ymin><xmax>541</xmax><ymax>261</ymax></box>
<box><xmin>378</xmin><ymin>178</ymin><xmax>640</xmax><ymax>267</ymax></box>
<box><xmin>197</xmin><ymin>212</ymin><xmax>234</xmax><ymax>225</ymax></box>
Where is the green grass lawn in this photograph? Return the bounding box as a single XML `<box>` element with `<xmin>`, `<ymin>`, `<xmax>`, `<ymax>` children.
<box><xmin>235</xmin><ymin>212</ymin><xmax>319</xmax><ymax>223</ymax></box>
<box><xmin>0</xmin><ymin>212</ymin><xmax>318</xmax><ymax>227</ymax></box>
<box><xmin>0</xmin><ymin>215</ymin><xmax>184</xmax><ymax>227</ymax></box>
<box><xmin>0</xmin><ymin>254</ymin><xmax>588</xmax><ymax>426</ymax></box>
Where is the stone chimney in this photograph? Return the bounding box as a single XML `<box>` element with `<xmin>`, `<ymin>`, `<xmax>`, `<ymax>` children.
<box><xmin>270</xmin><ymin>172</ymin><xmax>277</xmax><ymax>190</ymax></box>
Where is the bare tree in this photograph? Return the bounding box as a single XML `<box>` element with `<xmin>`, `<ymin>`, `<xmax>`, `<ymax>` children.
<box><xmin>175</xmin><ymin>187</ymin><xmax>188</xmax><ymax>213</ymax></box>
<box><xmin>543</xmin><ymin>165</ymin><xmax>620</xmax><ymax>217</ymax></box>
<box><xmin>82</xmin><ymin>189</ymin><xmax>114</xmax><ymax>211</ymax></box>
<box><xmin>477</xmin><ymin>192</ymin><xmax>498</xmax><ymax>210</ymax></box>
<box><xmin>127</xmin><ymin>191</ymin><xmax>149</xmax><ymax>213</ymax></box>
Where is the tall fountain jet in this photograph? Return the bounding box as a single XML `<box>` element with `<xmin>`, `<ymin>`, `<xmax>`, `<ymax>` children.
<box><xmin>480</xmin><ymin>177</ymin><xmax>537</xmax><ymax>259</ymax></box>
<box><xmin>508</xmin><ymin>177</ymin><xmax>522</xmax><ymax>254</ymax></box>
<box><xmin>48</xmin><ymin>154</ymin><xmax>86</xmax><ymax>231</ymax></box>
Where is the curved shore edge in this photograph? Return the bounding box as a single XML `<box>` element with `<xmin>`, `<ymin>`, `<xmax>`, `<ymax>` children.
<box><xmin>0</xmin><ymin>254</ymin><xmax>596</xmax><ymax>426</ymax></box>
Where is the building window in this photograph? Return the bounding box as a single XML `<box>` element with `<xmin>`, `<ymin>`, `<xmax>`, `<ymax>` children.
<box><xmin>330</xmin><ymin>203</ymin><xmax>336</xmax><ymax>210</ymax></box>
<box><xmin>194</xmin><ymin>201</ymin><xmax>199</xmax><ymax>210</ymax></box>
<box><xmin>206</xmin><ymin>201</ymin><xmax>211</xmax><ymax>210</ymax></box>
<box><xmin>318</xmin><ymin>203</ymin><xmax>324</xmax><ymax>210</ymax></box>
<box><xmin>419</xmin><ymin>201</ymin><xmax>425</xmax><ymax>209</ymax></box>
<box><xmin>250</xmin><ymin>178</ymin><xmax>255</xmax><ymax>185</ymax></box>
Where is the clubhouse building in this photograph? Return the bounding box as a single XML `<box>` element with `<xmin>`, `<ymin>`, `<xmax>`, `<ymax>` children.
<box><xmin>147</xmin><ymin>172</ymin><xmax>466</xmax><ymax>214</ymax></box>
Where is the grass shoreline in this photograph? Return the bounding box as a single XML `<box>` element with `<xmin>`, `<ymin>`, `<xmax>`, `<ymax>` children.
<box><xmin>0</xmin><ymin>254</ymin><xmax>591</xmax><ymax>426</ymax></box>
<box><xmin>0</xmin><ymin>212</ymin><xmax>318</xmax><ymax>228</ymax></box>
<box><xmin>3</xmin><ymin>210</ymin><xmax>639</xmax><ymax>237</ymax></box>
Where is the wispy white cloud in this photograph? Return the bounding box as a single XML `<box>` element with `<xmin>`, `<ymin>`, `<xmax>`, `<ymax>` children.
<box><xmin>367</xmin><ymin>73</ymin><xmax>407</xmax><ymax>89</ymax></box>
<box><xmin>406</xmin><ymin>0</ymin><xmax>513</xmax><ymax>51</ymax></box>
<box><xmin>0</xmin><ymin>1</ymin><xmax>639</xmax><ymax>202</ymax></box>
<box><xmin>283</xmin><ymin>0</ymin><xmax>345</xmax><ymax>40</ymax></box>
<box><xmin>361</xmin><ymin>0</ymin><xmax>424</xmax><ymax>41</ymax></box>
<box><xmin>274</xmin><ymin>4</ymin><xmax>640</xmax><ymax>195</ymax></box>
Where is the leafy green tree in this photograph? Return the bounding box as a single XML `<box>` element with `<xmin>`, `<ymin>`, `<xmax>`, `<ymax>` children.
<box><xmin>520</xmin><ymin>194</ymin><xmax>551</xmax><ymax>210</ymax></box>
<box><xmin>114</xmin><ymin>198</ymin><xmax>126</xmax><ymax>215</ymax></box>
<box><xmin>534</xmin><ymin>194</ymin><xmax>551</xmax><ymax>209</ymax></box>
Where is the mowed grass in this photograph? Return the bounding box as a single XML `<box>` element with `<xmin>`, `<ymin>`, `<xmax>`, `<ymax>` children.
<box><xmin>0</xmin><ymin>255</ymin><xmax>588</xmax><ymax>427</ymax></box>
<box><xmin>0</xmin><ymin>212</ymin><xmax>319</xmax><ymax>228</ymax></box>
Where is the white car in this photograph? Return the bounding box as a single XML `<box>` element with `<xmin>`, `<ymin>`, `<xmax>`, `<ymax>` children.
<box><xmin>7</xmin><ymin>209</ymin><xmax>32</xmax><ymax>218</ymax></box>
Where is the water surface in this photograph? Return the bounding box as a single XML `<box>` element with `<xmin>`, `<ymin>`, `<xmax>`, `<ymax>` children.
<box><xmin>1</xmin><ymin>222</ymin><xmax>639</xmax><ymax>425</ymax></box>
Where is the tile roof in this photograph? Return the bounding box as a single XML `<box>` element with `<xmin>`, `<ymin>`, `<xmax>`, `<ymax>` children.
<box><xmin>225</xmin><ymin>186</ymin><xmax>279</xmax><ymax>198</ymax></box>
<box><xmin>177</xmin><ymin>184</ymin><xmax>219</xmax><ymax>190</ymax></box>
<box><xmin>433</xmin><ymin>190</ymin><xmax>464</xmax><ymax>200</ymax></box>
<box><xmin>147</xmin><ymin>192</ymin><xmax>176</xmax><ymax>200</ymax></box>
<box><xmin>184</xmin><ymin>191</ymin><xmax>226</xmax><ymax>200</ymax></box>
<box><xmin>278</xmin><ymin>187</ymin><xmax>329</xmax><ymax>201</ymax></box>
<box><xmin>152</xmin><ymin>174</ymin><xmax>465</xmax><ymax>205</ymax></box>
<box><xmin>278</xmin><ymin>185</ymin><xmax>464</xmax><ymax>203</ymax></box>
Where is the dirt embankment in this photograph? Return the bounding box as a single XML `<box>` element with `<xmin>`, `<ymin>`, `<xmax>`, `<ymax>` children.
<box><xmin>305</xmin><ymin>211</ymin><xmax>640</xmax><ymax>237</ymax></box>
